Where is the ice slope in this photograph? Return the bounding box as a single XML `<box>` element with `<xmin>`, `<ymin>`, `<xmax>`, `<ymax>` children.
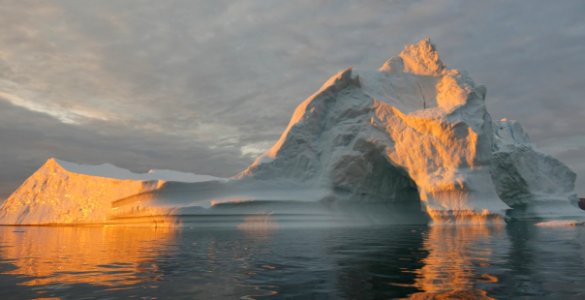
<box><xmin>241</xmin><ymin>39</ymin><xmax>579</xmax><ymax>222</ymax></box>
<box><xmin>492</xmin><ymin>119</ymin><xmax>579</xmax><ymax>218</ymax></box>
<box><xmin>0</xmin><ymin>158</ymin><xmax>223</xmax><ymax>224</ymax></box>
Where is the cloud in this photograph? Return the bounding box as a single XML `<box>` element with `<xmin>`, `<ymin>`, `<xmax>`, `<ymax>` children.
<box><xmin>0</xmin><ymin>90</ymin><xmax>111</xmax><ymax>124</ymax></box>
<box><xmin>240</xmin><ymin>141</ymin><xmax>274</xmax><ymax>158</ymax></box>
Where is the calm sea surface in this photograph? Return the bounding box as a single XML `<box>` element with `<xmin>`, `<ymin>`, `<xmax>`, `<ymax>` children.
<box><xmin>1</xmin><ymin>219</ymin><xmax>584</xmax><ymax>299</ymax></box>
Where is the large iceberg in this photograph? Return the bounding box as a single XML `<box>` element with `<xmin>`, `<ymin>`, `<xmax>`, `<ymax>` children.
<box><xmin>240</xmin><ymin>39</ymin><xmax>579</xmax><ymax>222</ymax></box>
<box><xmin>0</xmin><ymin>39</ymin><xmax>580</xmax><ymax>225</ymax></box>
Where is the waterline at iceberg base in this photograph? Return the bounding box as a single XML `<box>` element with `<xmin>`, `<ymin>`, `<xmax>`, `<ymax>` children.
<box><xmin>0</xmin><ymin>39</ymin><xmax>581</xmax><ymax>226</ymax></box>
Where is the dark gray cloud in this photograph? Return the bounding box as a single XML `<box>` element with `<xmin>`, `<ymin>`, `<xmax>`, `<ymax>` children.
<box><xmin>0</xmin><ymin>0</ymin><xmax>584</xmax><ymax>198</ymax></box>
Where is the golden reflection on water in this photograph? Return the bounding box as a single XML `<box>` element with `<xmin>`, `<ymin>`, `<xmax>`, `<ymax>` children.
<box><xmin>407</xmin><ymin>224</ymin><xmax>504</xmax><ymax>300</ymax></box>
<box><xmin>0</xmin><ymin>225</ymin><xmax>175</xmax><ymax>288</ymax></box>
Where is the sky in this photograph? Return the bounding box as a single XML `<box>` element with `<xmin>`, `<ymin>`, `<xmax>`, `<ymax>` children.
<box><xmin>0</xmin><ymin>0</ymin><xmax>584</xmax><ymax>198</ymax></box>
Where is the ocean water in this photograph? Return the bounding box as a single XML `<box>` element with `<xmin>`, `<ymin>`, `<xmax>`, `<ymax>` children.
<box><xmin>1</xmin><ymin>219</ymin><xmax>584</xmax><ymax>299</ymax></box>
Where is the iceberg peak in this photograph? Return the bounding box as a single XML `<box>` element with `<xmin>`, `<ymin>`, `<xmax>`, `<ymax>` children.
<box><xmin>317</xmin><ymin>67</ymin><xmax>360</xmax><ymax>93</ymax></box>
<box><xmin>386</xmin><ymin>38</ymin><xmax>445</xmax><ymax>76</ymax></box>
<box><xmin>43</xmin><ymin>157</ymin><xmax>61</xmax><ymax>169</ymax></box>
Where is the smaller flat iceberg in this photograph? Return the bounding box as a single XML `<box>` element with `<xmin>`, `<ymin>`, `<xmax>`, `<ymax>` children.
<box><xmin>0</xmin><ymin>158</ymin><xmax>224</xmax><ymax>224</ymax></box>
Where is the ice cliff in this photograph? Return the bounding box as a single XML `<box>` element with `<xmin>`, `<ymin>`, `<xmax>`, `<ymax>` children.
<box><xmin>0</xmin><ymin>39</ymin><xmax>580</xmax><ymax>225</ymax></box>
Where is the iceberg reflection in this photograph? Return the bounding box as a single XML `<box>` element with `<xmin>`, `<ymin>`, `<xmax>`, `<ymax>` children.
<box><xmin>0</xmin><ymin>226</ymin><xmax>175</xmax><ymax>288</ymax></box>
<box><xmin>407</xmin><ymin>224</ymin><xmax>506</xmax><ymax>299</ymax></box>
<box><xmin>2</xmin><ymin>222</ymin><xmax>583</xmax><ymax>298</ymax></box>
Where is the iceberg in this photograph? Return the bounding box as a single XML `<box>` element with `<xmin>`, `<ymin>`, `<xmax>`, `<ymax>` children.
<box><xmin>0</xmin><ymin>39</ymin><xmax>581</xmax><ymax>225</ymax></box>
<box><xmin>0</xmin><ymin>158</ymin><xmax>223</xmax><ymax>224</ymax></box>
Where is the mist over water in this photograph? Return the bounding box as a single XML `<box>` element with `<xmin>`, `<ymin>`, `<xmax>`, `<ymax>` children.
<box><xmin>0</xmin><ymin>221</ymin><xmax>584</xmax><ymax>299</ymax></box>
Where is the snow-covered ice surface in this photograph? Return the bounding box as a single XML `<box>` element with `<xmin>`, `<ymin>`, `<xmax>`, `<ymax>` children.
<box><xmin>0</xmin><ymin>39</ymin><xmax>581</xmax><ymax>225</ymax></box>
<box><xmin>54</xmin><ymin>158</ymin><xmax>225</xmax><ymax>182</ymax></box>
